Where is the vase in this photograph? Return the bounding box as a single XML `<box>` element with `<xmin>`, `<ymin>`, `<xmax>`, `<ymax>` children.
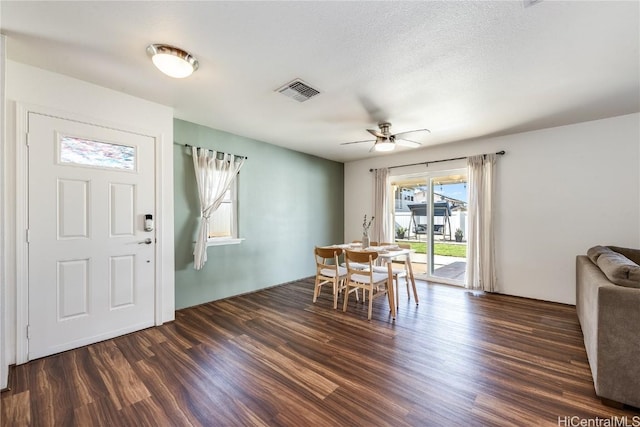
<box><xmin>362</xmin><ymin>231</ymin><xmax>370</xmax><ymax>249</ymax></box>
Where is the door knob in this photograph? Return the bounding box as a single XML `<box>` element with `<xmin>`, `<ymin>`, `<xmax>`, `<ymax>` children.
<box><xmin>138</xmin><ymin>238</ymin><xmax>153</xmax><ymax>245</ymax></box>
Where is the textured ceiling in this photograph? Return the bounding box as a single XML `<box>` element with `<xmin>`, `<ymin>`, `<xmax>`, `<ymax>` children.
<box><xmin>2</xmin><ymin>1</ymin><xmax>638</xmax><ymax>162</ymax></box>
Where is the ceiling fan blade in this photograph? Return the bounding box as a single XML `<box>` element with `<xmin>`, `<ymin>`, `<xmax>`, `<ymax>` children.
<box><xmin>367</xmin><ymin>129</ymin><xmax>386</xmax><ymax>138</ymax></box>
<box><xmin>395</xmin><ymin>138</ymin><xmax>422</xmax><ymax>148</ymax></box>
<box><xmin>340</xmin><ymin>139</ymin><xmax>375</xmax><ymax>146</ymax></box>
<box><xmin>393</xmin><ymin>128</ymin><xmax>431</xmax><ymax>138</ymax></box>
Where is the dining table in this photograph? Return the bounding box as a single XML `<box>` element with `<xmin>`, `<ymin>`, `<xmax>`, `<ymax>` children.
<box><xmin>324</xmin><ymin>243</ymin><xmax>418</xmax><ymax>319</ymax></box>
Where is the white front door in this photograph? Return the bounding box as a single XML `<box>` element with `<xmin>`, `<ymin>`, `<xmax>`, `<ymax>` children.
<box><xmin>27</xmin><ymin>112</ymin><xmax>156</xmax><ymax>360</ymax></box>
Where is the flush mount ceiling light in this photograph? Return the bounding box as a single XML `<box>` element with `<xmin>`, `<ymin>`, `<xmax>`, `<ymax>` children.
<box><xmin>146</xmin><ymin>44</ymin><xmax>199</xmax><ymax>78</ymax></box>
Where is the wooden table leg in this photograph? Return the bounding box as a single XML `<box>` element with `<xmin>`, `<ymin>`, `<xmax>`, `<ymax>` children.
<box><xmin>387</xmin><ymin>262</ymin><xmax>396</xmax><ymax>318</ymax></box>
<box><xmin>405</xmin><ymin>254</ymin><xmax>418</xmax><ymax>304</ymax></box>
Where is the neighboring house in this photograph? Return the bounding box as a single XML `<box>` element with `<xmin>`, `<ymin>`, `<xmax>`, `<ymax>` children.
<box><xmin>394</xmin><ymin>187</ymin><xmax>416</xmax><ymax>212</ymax></box>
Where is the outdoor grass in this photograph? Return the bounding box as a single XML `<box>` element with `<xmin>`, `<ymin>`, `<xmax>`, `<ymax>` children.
<box><xmin>408</xmin><ymin>242</ymin><xmax>467</xmax><ymax>258</ymax></box>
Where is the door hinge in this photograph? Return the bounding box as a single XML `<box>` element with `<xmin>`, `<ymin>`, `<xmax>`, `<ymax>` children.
<box><xmin>25</xmin><ymin>132</ymin><xmax>30</xmax><ymax>146</ymax></box>
<box><xmin>26</xmin><ymin>325</ymin><xmax>31</xmax><ymax>340</ymax></box>
<box><xmin>26</xmin><ymin>229</ymin><xmax>30</xmax><ymax>243</ymax></box>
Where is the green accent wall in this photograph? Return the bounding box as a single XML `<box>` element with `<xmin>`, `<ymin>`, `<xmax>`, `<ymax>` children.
<box><xmin>174</xmin><ymin>119</ymin><xmax>344</xmax><ymax>309</ymax></box>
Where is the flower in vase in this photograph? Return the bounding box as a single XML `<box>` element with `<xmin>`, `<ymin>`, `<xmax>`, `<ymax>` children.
<box><xmin>362</xmin><ymin>215</ymin><xmax>375</xmax><ymax>233</ymax></box>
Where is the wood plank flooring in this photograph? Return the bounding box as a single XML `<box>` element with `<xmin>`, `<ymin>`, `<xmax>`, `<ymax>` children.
<box><xmin>2</xmin><ymin>278</ymin><xmax>639</xmax><ymax>426</ymax></box>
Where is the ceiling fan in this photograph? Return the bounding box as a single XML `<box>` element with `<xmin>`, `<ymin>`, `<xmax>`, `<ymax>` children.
<box><xmin>340</xmin><ymin>122</ymin><xmax>430</xmax><ymax>153</ymax></box>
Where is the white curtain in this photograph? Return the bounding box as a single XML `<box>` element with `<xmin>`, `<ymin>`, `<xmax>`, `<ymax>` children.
<box><xmin>466</xmin><ymin>153</ymin><xmax>497</xmax><ymax>291</ymax></box>
<box><xmin>372</xmin><ymin>168</ymin><xmax>392</xmax><ymax>244</ymax></box>
<box><xmin>192</xmin><ymin>147</ymin><xmax>245</xmax><ymax>270</ymax></box>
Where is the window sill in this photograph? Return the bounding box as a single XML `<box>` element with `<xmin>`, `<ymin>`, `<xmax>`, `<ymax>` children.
<box><xmin>206</xmin><ymin>238</ymin><xmax>244</xmax><ymax>247</ymax></box>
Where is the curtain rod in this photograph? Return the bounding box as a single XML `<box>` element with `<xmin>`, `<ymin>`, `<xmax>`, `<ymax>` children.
<box><xmin>369</xmin><ymin>150</ymin><xmax>505</xmax><ymax>172</ymax></box>
<box><xmin>173</xmin><ymin>141</ymin><xmax>248</xmax><ymax>159</ymax></box>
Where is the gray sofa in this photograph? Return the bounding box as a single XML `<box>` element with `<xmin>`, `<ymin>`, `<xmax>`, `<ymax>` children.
<box><xmin>576</xmin><ymin>245</ymin><xmax>640</xmax><ymax>408</ymax></box>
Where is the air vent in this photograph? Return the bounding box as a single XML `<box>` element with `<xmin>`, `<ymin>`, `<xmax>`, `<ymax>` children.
<box><xmin>276</xmin><ymin>79</ymin><xmax>320</xmax><ymax>102</ymax></box>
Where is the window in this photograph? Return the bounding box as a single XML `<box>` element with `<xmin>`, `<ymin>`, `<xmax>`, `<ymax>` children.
<box><xmin>59</xmin><ymin>135</ymin><xmax>135</xmax><ymax>171</ymax></box>
<box><xmin>206</xmin><ymin>178</ymin><xmax>242</xmax><ymax>246</ymax></box>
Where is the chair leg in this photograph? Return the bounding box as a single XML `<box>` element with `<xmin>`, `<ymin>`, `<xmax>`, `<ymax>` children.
<box><xmin>332</xmin><ymin>279</ymin><xmax>339</xmax><ymax>309</ymax></box>
<box><xmin>338</xmin><ymin>280</ymin><xmax>357</xmax><ymax>302</ymax></box>
<box><xmin>343</xmin><ymin>279</ymin><xmax>359</xmax><ymax>301</ymax></box>
<box><xmin>367</xmin><ymin>287</ymin><xmax>374</xmax><ymax>320</ymax></box>
<box><xmin>313</xmin><ymin>278</ymin><xmax>321</xmax><ymax>303</ymax></box>
<box><xmin>343</xmin><ymin>283</ymin><xmax>350</xmax><ymax>312</ymax></box>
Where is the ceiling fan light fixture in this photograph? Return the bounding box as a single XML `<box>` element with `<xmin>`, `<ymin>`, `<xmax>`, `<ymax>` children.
<box><xmin>374</xmin><ymin>138</ymin><xmax>395</xmax><ymax>152</ymax></box>
<box><xmin>146</xmin><ymin>44</ymin><xmax>199</xmax><ymax>78</ymax></box>
<box><xmin>340</xmin><ymin>122</ymin><xmax>428</xmax><ymax>152</ymax></box>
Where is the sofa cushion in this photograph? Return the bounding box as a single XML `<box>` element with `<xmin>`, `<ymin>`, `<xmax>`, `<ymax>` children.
<box><xmin>596</xmin><ymin>251</ymin><xmax>640</xmax><ymax>288</ymax></box>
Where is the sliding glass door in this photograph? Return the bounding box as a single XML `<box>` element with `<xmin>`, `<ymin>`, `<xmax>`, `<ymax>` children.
<box><xmin>428</xmin><ymin>172</ymin><xmax>467</xmax><ymax>284</ymax></box>
<box><xmin>391</xmin><ymin>168</ymin><xmax>468</xmax><ymax>286</ymax></box>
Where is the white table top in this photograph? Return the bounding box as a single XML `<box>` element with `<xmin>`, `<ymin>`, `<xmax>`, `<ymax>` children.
<box><xmin>326</xmin><ymin>243</ymin><xmax>412</xmax><ymax>258</ymax></box>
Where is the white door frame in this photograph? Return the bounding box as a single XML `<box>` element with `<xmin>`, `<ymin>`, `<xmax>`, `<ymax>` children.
<box><xmin>14</xmin><ymin>102</ymin><xmax>165</xmax><ymax>364</ymax></box>
<box><xmin>0</xmin><ymin>35</ymin><xmax>6</xmax><ymax>388</ymax></box>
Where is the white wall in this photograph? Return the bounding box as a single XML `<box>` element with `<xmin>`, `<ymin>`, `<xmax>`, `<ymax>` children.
<box><xmin>345</xmin><ymin>113</ymin><xmax>640</xmax><ymax>305</ymax></box>
<box><xmin>2</xmin><ymin>61</ymin><xmax>175</xmax><ymax>384</ymax></box>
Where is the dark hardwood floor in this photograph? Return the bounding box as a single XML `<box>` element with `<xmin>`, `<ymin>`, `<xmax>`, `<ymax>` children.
<box><xmin>2</xmin><ymin>278</ymin><xmax>639</xmax><ymax>426</ymax></box>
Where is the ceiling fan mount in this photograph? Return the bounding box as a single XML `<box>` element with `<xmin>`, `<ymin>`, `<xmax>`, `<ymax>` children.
<box><xmin>370</xmin><ymin>122</ymin><xmax>392</xmax><ymax>137</ymax></box>
<box><xmin>341</xmin><ymin>122</ymin><xmax>430</xmax><ymax>153</ymax></box>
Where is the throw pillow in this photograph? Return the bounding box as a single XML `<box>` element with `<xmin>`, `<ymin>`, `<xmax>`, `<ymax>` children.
<box><xmin>596</xmin><ymin>251</ymin><xmax>640</xmax><ymax>289</ymax></box>
<box><xmin>587</xmin><ymin>245</ymin><xmax>611</xmax><ymax>264</ymax></box>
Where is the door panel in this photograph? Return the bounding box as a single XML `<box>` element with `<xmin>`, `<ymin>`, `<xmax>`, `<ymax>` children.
<box><xmin>57</xmin><ymin>178</ymin><xmax>89</xmax><ymax>239</ymax></box>
<box><xmin>57</xmin><ymin>259</ymin><xmax>89</xmax><ymax>319</ymax></box>
<box><xmin>110</xmin><ymin>255</ymin><xmax>135</xmax><ymax>308</ymax></box>
<box><xmin>109</xmin><ymin>183</ymin><xmax>135</xmax><ymax>236</ymax></box>
<box><xmin>28</xmin><ymin>112</ymin><xmax>155</xmax><ymax>360</ymax></box>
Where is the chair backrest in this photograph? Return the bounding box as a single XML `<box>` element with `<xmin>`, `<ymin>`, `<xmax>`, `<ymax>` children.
<box><xmin>345</xmin><ymin>249</ymin><xmax>377</xmax><ymax>271</ymax></box>
<box><xmin>315</xmin><ymin>246</ymin><xmax>342</xmax><ymax>272</ymax></box>
<box><xmin>315</xmin><ymin>246</ymin><xmax>342</xmax><ymax>260</ymax></box>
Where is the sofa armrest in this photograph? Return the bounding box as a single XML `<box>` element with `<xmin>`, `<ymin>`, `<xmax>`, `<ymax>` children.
<box><xmin>597</xmin><ymin>284</ymin><xmax>640</xmax><ymax>408</ymax></box>
<box><xmin>576</xmin><ymin>255</ymin><xmax>601</xmax><ymax>383</ymax></box>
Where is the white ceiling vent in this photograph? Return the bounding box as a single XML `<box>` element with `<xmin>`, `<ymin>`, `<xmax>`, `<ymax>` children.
<box><xmin>276</xmin><ymin>79</ymin><xmax>320</xmax><ymax>102</ymax></box>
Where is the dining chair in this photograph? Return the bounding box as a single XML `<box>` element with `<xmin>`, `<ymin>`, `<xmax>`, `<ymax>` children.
<box><xmin>342</xmin><ymin>240</ymin><xmax>379</xmax><ymax>271</ymax></box>
<box><xmin>313</xmin><ymin>246</ymin><xmax>352</xmax><ymax>309</ymax></box>
<box><xmin>343</xmin><ymin>249</ymin><xmax>391</xmax><ymax>320</ymax></box>
<box><xmin>374</xmin><ymin>243</ymin><xmax>414</xmax><ymax>307</ymax></box>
